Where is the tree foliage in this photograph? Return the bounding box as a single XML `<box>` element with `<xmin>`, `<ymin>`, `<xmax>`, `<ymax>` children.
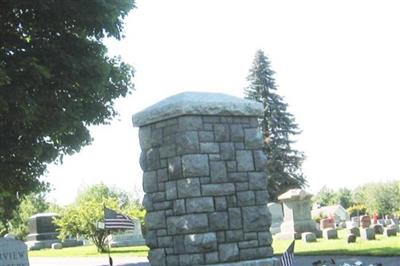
<box><xmin>353</xmin><ymin>181</ymin><xmax>400</xmax><ymax>216</ymax></box>
<box><xmin>55</xmin><ymin>183</ymin><xmax>137</xmax><ymax>252</ymax></box>
<box><xmin>0</xmin><ymin>192</ymin><xmax>50</xmax><ymax>238</ymax></box>
<box><xmin>0</xmin><ymin>0</ymin><xmax>135</xmax><ymax>227</ymax></box>
<box><xmin>313</xmin><ymin>186</ymin><xmax>354</xmax><ymax>209</ymax></box>
<box><xmin>244</xmin><ymin>50</ymin><xmax>306</xmax><ymax>201</ymax></box>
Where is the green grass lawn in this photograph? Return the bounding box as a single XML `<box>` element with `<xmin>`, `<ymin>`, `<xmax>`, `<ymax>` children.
<box><xmin>273</xmin><ymin>229</ymin><xmax>400</xmax><ymax>256</ymax></box>
<box><xmin>29</xmin><ymin>245</ymin><xmax>149</xmax><ymax>257</ymax></box>
<box><xmin>29</xmin><ymin>229</ymin><xmax>400</xmax><ymax>257</ymax></box>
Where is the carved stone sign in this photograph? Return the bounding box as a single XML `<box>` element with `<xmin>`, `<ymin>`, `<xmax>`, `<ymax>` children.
<box><xmin>0</xmin><ymin>237</ymin><xmax>29</xmax><ymax>266</ymax></box>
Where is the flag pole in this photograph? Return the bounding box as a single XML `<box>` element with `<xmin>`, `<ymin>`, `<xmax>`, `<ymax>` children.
<box><xmin>104</xmin><ymin>203</ymin><xmax>113</xmax><ymax>266</ymax></box>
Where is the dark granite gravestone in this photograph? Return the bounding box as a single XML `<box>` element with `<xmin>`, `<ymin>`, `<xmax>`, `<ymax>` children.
<box><xmin>25</xmin><ymin>212</ymin><xmax>83</xmax><ymax>250</ymax></box>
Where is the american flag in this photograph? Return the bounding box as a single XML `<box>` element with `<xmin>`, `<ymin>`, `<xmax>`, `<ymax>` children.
<box><xmin>104</xmin><ymin>207</ymin><xmax>135</xmax><ymax>230</ymax></box>
<box><xmin>280</xmin><ymin>240</ymin><xmax>295</xmax><ymax>266</ymax></box>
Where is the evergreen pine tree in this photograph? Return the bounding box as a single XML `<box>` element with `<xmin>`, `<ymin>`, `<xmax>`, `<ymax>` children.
<box><xmin>244</xmin><ymin>50</ymin><xmax>307</xmax><ymax>201</ymax></box>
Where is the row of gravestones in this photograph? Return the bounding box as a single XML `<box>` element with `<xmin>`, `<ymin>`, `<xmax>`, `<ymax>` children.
<box><xmin>267</xmin><ymin>189</ymin><xmax>399</xmax><ymax>244</ymax></box>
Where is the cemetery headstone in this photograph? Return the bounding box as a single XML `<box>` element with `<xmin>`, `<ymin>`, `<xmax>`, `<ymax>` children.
<box><xmin>275</xmin><ymin>189</ymin><xmax>320</xmax><ymax>240</ymax></box>
<box><xmin>360</xmin><ymin>215</ymin><xmax>371</xmax><ymax>229</ymax></box>
<box><xmin>360</xmin><ymin>228</ymin><xmax>375</xmax><ymax>240</ymax></box>
<box><xmin>132</xmin><ymin>92</ymin><xmax>279</xmax><ymax>266</ymax></box>
<box><xmin>267</xmin><ymin>203</ymin><xmax>283</xmax><ymax>235</ymax></box>
<box><xmin>0</xmin><ymin>237</ymin><xmax>29</xmax><ymax>266</ymax></box>
<box><xmin>322</xmin><ymin>228</ymin><xmax>337</xmax><ymax>240</ymax></box>
<box><xmin>301</xmin><ymin>232</ymin><xmax>316</xmax><ymax>243</ymax></box>
<box><xmin>346</xmin><ymin>233</ymin><xmax>356</xmax><ymax>243</ymax></box>
<box><xmin>370</xmin><ymin>224</ymin><xmax>384</xmax><ymax>234</ymax></box>
<box><xmin>26</xmin><ymin>213</ymin><xmax>82</xmax><ymax>250</ymax></box>
<box><xmin>383</xmin><ymin>227</ymin><xmax>397</xmax><ymax>237</ymax></box>
<box><xmin>347</xmin><ymin>227</ymin><xmax>360</xmax><ymax>237</ymax></box>
<box><xmin>320</xmin><ymin>218</ymin><xmax>335</xmax><ymax>230</ymax></box>
<box><xmin>109</xmin><ymin>217</ymin><xmax>145</xmax><ymax>247</ymax></box>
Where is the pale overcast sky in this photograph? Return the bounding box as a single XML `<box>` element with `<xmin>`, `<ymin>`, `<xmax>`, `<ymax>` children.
<box><xmin>45</xmin><ymin>0</ymin><xmax>400</xmax><ymax>205</ymax></box>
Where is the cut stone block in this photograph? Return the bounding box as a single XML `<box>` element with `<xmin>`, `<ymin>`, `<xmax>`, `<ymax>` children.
<box><xmin>323</xmin><ymin>228</ymin><xmax>337</xmax><ymax>239</ymax></box>
<box><xmin>384</xmin><ymin>228</ymin><xmax>397</xmax><ymax>237</ymax></box>
<box><xmin>347</xmin><ymin>227</ymin><xmax>360</xmax><ymax>237</ymax></box>
<box><xmin>360</xmin><ymin>228</ymin><xmax>375</xmax><ymax>240</ymax></box>
<box><xmin>346</xmin><ymin>233</ymin><xmax>356</xmax><ymax>243</ymax></box>
<box><xmin>301</xmin><ymin>232</ymin><xmax>316</xmax><ymax>243</ymax></box>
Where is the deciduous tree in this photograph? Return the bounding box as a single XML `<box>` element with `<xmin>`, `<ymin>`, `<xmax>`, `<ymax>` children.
<box><xmin>0</xmin><ymin>0</ymin><xmax>135</xmax><ymax>228</ymax></box>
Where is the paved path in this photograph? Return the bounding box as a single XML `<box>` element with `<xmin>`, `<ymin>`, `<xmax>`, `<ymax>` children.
<box><xmin>29</xmin><ymin>256</ymin><xmax>400</xmax><ymax>266</ymax></box>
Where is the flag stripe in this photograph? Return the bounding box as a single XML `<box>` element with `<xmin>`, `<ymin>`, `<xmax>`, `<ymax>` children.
<box><xmin>104</xmin><ymin>207</ymin><xmax>135</xmax><ymax>230</ymax></box>
<box><xmin>280</xmin><ymin>240</ymin><xmax>295</xmax><ymax>266</ymax></box>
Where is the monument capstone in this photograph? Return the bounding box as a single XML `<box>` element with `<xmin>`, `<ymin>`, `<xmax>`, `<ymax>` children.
<box><xmin>132</xmin><ymin>92</ymin><xmax>278</xmax><ymax>266</ymax></box>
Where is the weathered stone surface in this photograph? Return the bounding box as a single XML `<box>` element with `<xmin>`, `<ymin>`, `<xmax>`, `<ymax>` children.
<box><xmin>146</xmin><ymin>211</ymin><xmax>166</xmax><ymax>230</ymax></box>
<box><xmin>347</xmin><ymin>233</ymin><xmax>356</xmax><ymax>243</ymax></box>
<box><xmin>165</xmin><ymin>181</ymin><xmax>177</xmax><ymax>200</ymax></box>
<box><xmin>173</xmin><ymin>199</ymin><xmax>185</xmax><ymax>215</ymax></box>
<box><xmin>249</xmin><ymin>172</ymin><xmax>267</xmax><ymax>190</ymax></box>
<box><xmin>240</xmin><ymin>247</ymin><xmax>273</xmax><ymax>261</ymax></box>
<box><xmin>176</xmin><ymin>131</ymin><xmax>199</xmax><ymax>155</ymax></box>
<box><xmin>184</xmin><ymin>232</ymin><xmax>217</xmax><ymax>253</ymax></box>
<box><xmin>220</xmin><ymin>142</ymin><xmax>235</xmax><ymax>160</ymax></box>
<box><xmin>244</xmin><ymin>128</ymin><xmax>263</xmax><ymax>149</ymax></box>
<box><xmin>210</xmin><ymin>161</ymin><xmax>228</xmax><ymax>183</ymax></box>
<box><xmin>182</xmin><ymin>154</ymin><xmax>209</xmax><ymax>177</ymax></box>
<box><xmin>209</xmin><ymin>212</ymin><xmax>229</xmax><ymax>231</ymax></box>
<box><xmin>256</xmin><ymin>191</ymin><xmax>269</xmax><ymax>205</ymax></box>
<box><xmin>237</xmin><ymin>191</ymin><xmax>255</xmax><ymax>206</ymax></box>
<box><xmin>179</xmin><ymin>254</ymin><xmax>204</xmax><ymax>266</ymax></box>
<box><xmin>242</xmin><ymin>206</ymin><xmax>270</xmax><ymax>232</ymax></box>
<box><xmin>132</xmin><ymin>92</ymin><xmax>263</xmax><ymax>127</ymax></box>
<box><xmin>215</xmin><ymin>197</ymin><xmax>227</xmax><ymax>211</ymax></box>
<box><xmin>145</xmin><ymin>230</ymin><xmax>157</xmax><ymax>248</ymax></box>
<box><xmin>168</xmin><ymin>156</ymin><xmax>182</xmax><ymax>180</ymax></box>
<box><xmin>199</xmin><ymin>131</ymin><xmax>214</xmax><ymax>142</ymax></box>
<box><xmin>230</xmin><ymin>124</ymin><xmax>244</xmax><ymax>141</ymax></box>
<box><xmin>347</xmin><ymin>227</ymin><xmax>360</xmax><ymax>237</ymax></box>
<box><xmin>229</xmin><ymin>208</ymin><xmax>242</xmax><ymax>229</ymax></box>
<box><xmin>238</xmin><ymin>240</ymin><xmax>258</xmax><ymax>249</ymax></box>
<box><xmin>159</xmin><ymin>144</ymin><xmax>176</xmax><ymax>159</ymax></box>
<box><xmin>360</xmin><ymin>228</ymin><xmax>375</xmax><ymax>240</ymax></box>
<box><xmin>186</xmin><ymin>197</ymin><xmax>214</xmax><ymax>213</ymax></box>
<box><xmin>219</xmin><ymin>243</ymin><xmax>239</xmax><ymax>262</ymax></box>
<box><xmin>202</xmin><ymin>183</ymin><xmax>235</xmax><ymax>196</ymax></box>
<box><xmin>236</xmin><ymin>150</ymin><xmax>254</xmax><ymax>171</ymax></box>
<box><xmin>258</xmin><ymin>232</ymin><xmax>273</xmax><ymax>246</ymax></box>
<box><xmin>51</xmin><ymin>242</ymin><xmax>62</xmax><ymax>249</ymax></box>
<box><xmin>146</xmin><ymin>148</ymin><xmax>160</xmax><ymax>170</ymax></box>
<box><xmin>215</xmin><ymin>124</ymin><xmax>230</xmax><ymax>142</ymax></box>
<box><xmin>205</xmin><ymin>251</ymin><xmax>219</xmax><ymax>264</ymax></box>
<box><xmin>226</xmin><ymin>230</ymin><xmax>244</xmax><ymax>242</ymax></box>
<box><xmin>139</xmin><ymin>126</ymin><xmax>152</xmax><ymax>150</ymax></box>
<box><xmin>166</xmin><ymin>255</ymin><xmax>179</xmax><ymax>266</ymax></box>
<box><xmin>157</xmin><ymin>168</ymin><xmax>168</xmax><ymax>182</ymax></box>
<box><xmin>320</xmin><ymin>218</ymin><xmax>335</xmax><ymax>230</ymax></box>
<box><xmin>158</xmin><ymin>236</ymin><xmax>173</xmax><ymax>248</ymax></box>
<box><xmin>177</xmin><ymin>178</ymin><xmax>201</xmax><ymax>198</ymax></box>
<box><xmin>149</xmin><ymin>248</ymin><xmax>166</xmax><ymax>266</ymax></box>
<box><xmin>370</xmin><ymin>224</ymin><xmax>384</xmax><ymax>234</ymax></box>
<box><xmin>323</xmin><ymin>228</ymin><xmax>337</xmax><ymax>239</ymax></box>
<box><xmin>167</xmin><ymin>214</ymin><xmax>208</xmax><ymax>235</ymax></box>
<box><xmin>201</xmin><ymin>142</ymin><xmax>219</xmax><ymax>153</ymax></box>
<box><xmin>244</xmin><ymin>232</ymin><xmax>257</xmax><ymax>240</ymax></box>
<box><xmin>143</xmin><ymin>171</ymin><xmax>158</xmax><ymax>193</ymax></box>
<box><xmin>384</xmin><ymin>228</ymin><xmax>397</xmax><ymax>237</ymax></box>
<box><xmin>360</xmin><ymin>215</ymin><xmax>371</xmax><ymax>229</ymax></box>
<box><xmin>253</xmin><ymin>150</ymin><xmax>268</xmax><ymax>171</ymax></box>
<box><xmin>178</xmin><ymin>116</ymin><xmax>203</xmax><ymax>131</ymax></box>
<box><xmin>301</xmin><ymin>232</ymin><xmax>316</xmax><ymax>243</ymax></box>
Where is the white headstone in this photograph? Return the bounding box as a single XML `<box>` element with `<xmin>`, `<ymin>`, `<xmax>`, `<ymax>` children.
<box><xmin>0</xmin><ymin>237</ymin><xmax>29</xmax><ymax>266</ymax></box>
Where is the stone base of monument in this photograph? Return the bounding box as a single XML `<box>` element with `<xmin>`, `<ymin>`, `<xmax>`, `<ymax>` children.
<box><xmin>26</xmin><ymin>239</ymin><xmax>83</xmax><ymax>250</ymax></box>
<box><xmin>199</xmin><ymin>257</ymin><xmax>279</xmax><ymax>266</ymax></box>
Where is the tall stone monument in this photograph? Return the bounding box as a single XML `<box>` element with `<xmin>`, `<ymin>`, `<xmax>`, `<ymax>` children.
<box><xmin>132</xmin><ymin>92</ymin><xmax>278</xmax><ymax>266</ymax></box>
<box><xmin>275</xmin><ymin>189</ymin><xmax>319</xmax><ymax>240</ymax></box>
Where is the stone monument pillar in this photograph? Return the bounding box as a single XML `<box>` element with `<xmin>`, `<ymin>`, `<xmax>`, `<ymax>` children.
<box><xmin>132</xmin><ymin>92</ymin><xmax>278</xmax><ymax>266</ymax></box>
<box><xmin>275</xmin><ymin>189</ymin><xmax>320</xmax><ymax>240</ymax></box>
